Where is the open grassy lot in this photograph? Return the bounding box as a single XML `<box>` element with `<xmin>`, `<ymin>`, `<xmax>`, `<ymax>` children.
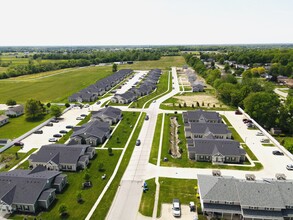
<box><xmin>0</xmin><ymin>66</ymin><xmax>113</xmax><ymax>103</ymax></box>
<box><xmin>10</xmin><ymin>149</ymin><xmax>122</xmax><ymax>220</ymax></box>
<box><xmin>149</xmin><ymin>114</ymin><xmax>163</xmax><ymax>164</ymax></box>
<box><xmin>0</xmin><ymin>114</ymin><xmax>52</xmax><ymax>139</ymax></box>
<box><xmin>130</xmin><ymin>71</ymin><xmax>171</xmax><ymax>108</ymax></box>
<box><xmin>139</xmin><ymin>178</ymin><xmax>156</xmax><ymax>217</ymax></box>
<box><xmin>0</xmin><ymin>66</ymin><xmax>7</xmax><ymax>74</ymax></box>
<box><xmin>0</xmin><ymin>55</ymin><xmax>66</xmax><ymax>66</ymax></box>
<box><xmin>0</xmin><ymin>146</ymin><xmax>37</xmax><ymax>171</ymax></box>
<box><xmin>276</xmin><ymin>136</ymin><xmax>293</xmax><ymax>152</ymax></box>
<box><xmin>159</xmin><ymin>114</ymin><xmax>262</xmax><ymax>171</ymax></box>
<box><xmin>157</xmin><ymin>178</ymin><xmax>198</xmax><ymax>217</ymax></box>
<box><xmin>90</xmin><ymin>112</ymin><xmax>146</xmax><ymax>219</ymax></box>
<box><xmin>104</xmin><ymin>112</ymin><xmax>139</xmax><ymax>148</ymax></box>
<box><xmin>121</xmin><ymin>56</ymin><xmax>185</xmax><ymax>70</ymax></box>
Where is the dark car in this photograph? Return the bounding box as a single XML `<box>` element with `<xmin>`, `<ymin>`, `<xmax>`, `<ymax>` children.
<box><xmin>272</xmin><ymin>150</ymin><xmax>284</xmax><ymax>156</ymax></box>
<box><xmin>145</xmin><ymin>115</ymin><xmax>149</xmax><ymax>120</ymax></box>
<box><xmin>66</xmin><ymin>125</ymin><xmax>74</xmax><ymax>129</ymax></box>
<box><xmin>46</xmin><ymin>122</ymin><xmax>53</xmax><ymax>126</ymax></box>
<box><xmin>14</xmin><ymin>141</ymin><xmax>24</xmax><ymax>146</ymax></box>
<box><xmin>59</xmin><ymin>130</ymin><xmax>68</xmax><ymax>134</ymax></box>
<box><xmin>80</xmin><ymin>114</ymin><xmax>87</xmax><ymax>117</ymax></box>
<box><xmin>235</xmin><ymin>110</ymin><xmax>242</xmax><ymax>115</ymax></box>
<box><xmin>51</xmin><ymin>119</ymin><xmax>59</xmax><ymax>123</ymax></box>
<box><xmin>136</xmin><ymin>139</ymin><xmax>141</xmax><ymax>146</ymax></box>
<box><xmin>33</xmin><ymin>130</ymin><xmax>43</xmax><ymax>134</ymax></box>
<box><xmin>53</xmin><ymin>134</ymin><xmax>62</xmax><ymax>138</ymax></box>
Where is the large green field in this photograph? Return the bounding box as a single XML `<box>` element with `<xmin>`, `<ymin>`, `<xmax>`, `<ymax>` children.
<box><xmin>0</xmin><ymin>66</ymin><xmax>113</xmax><ymax>103</ymax></box>
<box><xmin>120</xmin><ymin>56</ymin><xmax>185</xmax><ymax>70</ymax></box>
<box><xmin>0</xmin><ymin>56</ymin><xmax>185</xmax><ymax>104</ymax></box>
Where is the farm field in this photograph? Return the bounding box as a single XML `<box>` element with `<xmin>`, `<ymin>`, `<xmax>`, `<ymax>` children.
<box><xmin>0</xmin><ymin>66</ymin><xmax>113</xmax><ymax>103</ymax></box>
<box><xmin>121</xmin><ymin>56</ymin><xmax>185</xmax><ymax>70</ymax></box>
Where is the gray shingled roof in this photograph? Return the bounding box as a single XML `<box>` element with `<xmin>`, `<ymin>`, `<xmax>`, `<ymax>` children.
<box><xmin>72</xmin><ymin>121</ymin><xmax>110</xmax><ymax>139</ymax></box>
<box><xmin>0</xmin><ymin>115</ymin><xmax>9</xmax><ymax>121</ymax></box>
<box><xmin>189</xmin><ymin>122</ymin><xmax>231</xmax><ymax>135</ymax></box>
<box><xmin>29</xmin><ymin>144</ymin><xmax>90</xmax><ymax>165</ymax></box>
<box><xmin>0</xmin><ymin>167</ymin><xmax>61</xmax><ymax>205</ymax></box>
<box><xmin>188</xmin><ymin>139</ymin><xmax>244</xmax><ymax>156</ymax></box>
<box><xmin>183</xmin><ymin>110</ymin><xmax>221</xmax><ymax>122</ymax></box>
<box><xmin>92</xmin><ymin>106</ymin><xmax>121</xmax><ymax>120</ymax></box>
<box><xmin>38</xmin><ymin>188</ymin><xmax>56</xmax><ymax>201</ymax></box>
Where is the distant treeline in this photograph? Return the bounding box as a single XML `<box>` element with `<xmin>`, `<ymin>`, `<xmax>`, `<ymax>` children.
<box><xmin>0</xmin><ymin>50</ymin><xmax>161</xmax><ymax>79</ymax></box>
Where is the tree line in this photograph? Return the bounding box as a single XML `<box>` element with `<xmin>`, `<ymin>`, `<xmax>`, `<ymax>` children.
<box><xmin>0</xmin><ymin>50</ymin><xmax>161</xmax><ymax>79</ymax></box>
<box><xmin>184</xmin><ymin>53</ymin><xmax>293</xmax><ymax>134</ymax></box>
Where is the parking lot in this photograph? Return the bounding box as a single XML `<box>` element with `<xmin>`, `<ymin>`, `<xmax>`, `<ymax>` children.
<box><xmin>159</xmin><ymin>204</ymin><xmax>197</xmax><ymax>220</ymax></box>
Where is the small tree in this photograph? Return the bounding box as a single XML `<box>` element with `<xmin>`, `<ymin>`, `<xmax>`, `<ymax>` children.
<box><xmin>112</xmin><ymin>63</ymin><xmax>118</xmax><ymax>72</ymax></box>
<box><xmin>196</xmin><ymin>101</ymin><xmax>200</xmax><ymax>107</ymax></box>
<box><xmin>25</xmin><ymin>99</ymin><xmax>44</xmax><ymax>120</ymax></box>
<box><xmin>84</xmin><ymin>172</ymin><xmax>90</xmax><ymax>182</ymax></box>
<box><xmin>76</xmin><ymin>191</ymin><xmax>83</xmax><ymax>203</ymax></box>
<box><xmin>202</xmin><ymin>101</ymin><xmax>205</xmax><ymax>106</ymax></box>
<box><xmin>65</xmin><ymin>103</ymin><xmax>70</xmax><ymax>108</ymax></box>
<box><xmin>6</xmin><ymin>99</ymin><xmax>16</xmax><ymax>106</ymax></box>
<box><xmin>192</xmin><ymin>104</ymin><xmax>195</xmax><ymax>108</ymax></box>
<box><xmin>179</xmin><ymin>103</ymin><xmax>182</xmax><ymax>108</ymax></box>
<box><xmin>213</xmin><ymin>104</ymin><xmax>216</xmax><ymax>108</ymax></box>
<box><xmin>58</xmin><ymin>204</ymin><xmax>67</xmax><ymax>216</ymax></box>
<box><xmin>183</xmin><ymin>102</ymin><xmax>187</xmax><ymax>107</ymax></box>
<box><xmin>46</xmin><ymin>103</ymin><xmax>51</xmax><ymax>108</ymax></box>
<box><xmin>98</xmin><ymin>163</ymin><xmax>104</xmax><ymax>172</ymax></box>
<box><xmin>50</xmin><ymin>105</ymin><xmax>62</xmax><ymax>118</ymax></box>
<box><xmin>116</xmin><ymin>137</ymin><xmax>120</xmax><ymax>143</ymax></box>
<box><xmin>15</xmin><ymin>152</ymin><xmax>19</xmax><ymax>160</ymax></box>
<box><xmin>108</xmin><ymin>147</ymin><xmax>113</xmax><ymax>156</ymax></box>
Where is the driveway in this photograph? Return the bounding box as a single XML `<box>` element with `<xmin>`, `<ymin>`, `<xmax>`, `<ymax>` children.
<box><xmin>159</xmin><ymin>204</ymin><xmax>196</xmax><ymax>220</ymax></box>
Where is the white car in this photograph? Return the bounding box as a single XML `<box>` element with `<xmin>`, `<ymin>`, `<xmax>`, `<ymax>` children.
<box><xmin>152</xmin><ymin>100</ymin><xmax>156</xmax><ymax>103</ymax></box>
<box><xmin>286</xmin><ymin>164</ymin><xmax>293</xmax><ymax>170</ymax></box>
<box><xmin>172</xmin><ymin>199</ymin><xmax>181</xmax><ymax>217</ymax></box>
<box><xmin>48</xmin><ymin>138</ymin><xmax>57</xmax><ymax>142</ymax></box>
<box><xmin>256</xmin><ymin>132</ymin><xmax>264</xmax><ymax>136</ymax></box>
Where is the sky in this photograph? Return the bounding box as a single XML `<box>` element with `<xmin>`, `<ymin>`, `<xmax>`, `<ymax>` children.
<box><xmin>0</xmin><ymin>0</ymin><xmax>292</xmax><ymax>46</ymax></box>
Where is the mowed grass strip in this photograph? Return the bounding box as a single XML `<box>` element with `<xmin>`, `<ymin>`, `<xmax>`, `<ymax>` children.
<box><xmin>90</xmin><ymin>112</ymin><xmax>146</xmax><ymax>219</ymax></box>
<box><xmin>149</xmin><ymin>113</ymin><xmax>163</xmax><ymax>164</ymax></box>
<box><xmin>0</xmin><ymin>66</ymin><xmax>113</xmax><ymax>103</ymax></box>
<box><xmin>105</xmin><ymin>112</ymin><xmax>139</xmax><ymax>148</ymax></box>
<box><xmin>0</xmin><ymin>114</ymin><xmax>52</xmax><ymax>139</ymax></box>
<box><xmin>10</xmin><ymin>150</ymin><xmax>122</xmax><ymax>220</ymax></box>
<box><xmin>139</xmin><ymin>178</ymin><xmax>156</xmax><ymax>217</ymax></box>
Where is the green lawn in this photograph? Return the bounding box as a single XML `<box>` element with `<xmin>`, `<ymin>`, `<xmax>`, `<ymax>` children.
<box><xmin>139</xmin><ymin>178</ymin><xmax>156</xmax><ymax>217</ymax></box>
<box><xmin>220</xmin><ymin>115</ymin><xmax>232</xmax><ymax>126</ymax></box>
<box><xmin>241</xmin><ymin>144</ymin><xmax>258</xmax><ymax>161</ymax></box>
<box><xmin>10</xmin><ymin>150</ymin><xmax>122</xmax><ymax>220</ymax></box>
<box><xmin>276</xmin><ymin>136</ymin><xmax>293</xmax><ymax>153</ymax></box>
<box><xmin>158</xmin><ymin>114</ymin><xmax>262</xmax><ymax>171</ymax></box>
<box><xmin>149</xmin><ymin>114</ymin><xmax>163</xmax><ymax>164</ymax></box>
<box><xmin>56</xmin><ymin>130</ymin><xmax>73</xmax><ymax>144</ymax></box>
<box><xmin>0</xmin><ymin>147</ymin><xmax>37</xmax><ymax>171</ymax></box>
<box><xmin>0</xmin><ymin>114</ymin><xmax>52</xmax><ymax>139</ymax></box>
<box><xmin>262</xmin><ymin>143</ymin><xmax>275</xmax><ymax>147</ymax></box>
<box><xmin>90</xmin><ymin>112</ymin><xmax>146</xmax><ymax>219</ymax></box>
<box><xmin>104</xmin><ymin>112</ymin><xmax>139</xmax><ymax>148</ymax></box>
<box><xmin>157</xmin><ymin>178</ymin><xmax>198</xmax><ymax>217</ymax></box>
<box><xmin>0</xmin><ymin>66</ymin><xmax>113</xmax><ymax>103</ymax></box>
<box><xmin>120</xmin><ymin>56</ymin><xmax>186</xmax><ymax>71</ymax></box>
<box><xmin>130</xmin><ymin>71</ymin><xmax>171</xmax><ymax>108</ymax></box>
<box><xmin>230</xmin><ymin>127</ymin><xmax>244</xmax><ymax>143</ymax></box>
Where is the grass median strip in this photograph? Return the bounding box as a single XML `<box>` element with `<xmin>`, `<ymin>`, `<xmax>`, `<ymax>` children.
<box><xmin>149</xmin><ymin>113</ymin><xmax>163</xmax><ymax>164</ymax></box>
<box><xmin>90</xmin><ymin>112</ymin><xmax>146</xmax><ymax>219</ymax></box>
<box><xmin>139</xmin><ymin>178</ymin><xmax>156</xmax><ymax>217</ymax></box>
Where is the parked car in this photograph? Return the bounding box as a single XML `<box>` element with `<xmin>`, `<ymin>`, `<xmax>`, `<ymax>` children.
<box><xmin>48</xmin><ymin>138</ymin><xmax>57</xmax><ymax>142</ymax></box>
<box><xmin>260</xmin><ymin>138</ymin><xmax>270</xmax><ymax>143</ymax></box>
<box><xmin>235</xmin><ymin>110</ymin><xmax>242</xmax><ymax>115</ymax></box>
<box><xmin>84</xmin><ymin>104</ymin><xmax>89</xmax><ymax>108</ymax></box>
<box><xmin>172</xmin><ymin>199</ymin><xmax>181</xmax><ymax>217</ymax></box>
<box><xmin>76</xmin><ymin>117</ymin><xmax>83</xmax><ymax>120</ymax></box>
<box><xmin>286</xmin><ymin>164</ymin><xmax>293</xmax><ymax>170</ymax></box>
<box><xmin>46</xmin><ymin>122</ymin><xmax>53</xmax><ymax>126</ymax></box>
<box><xmin>256</xmin><ymin>132</ymin><xmax>264</xmax><ymax>136</ymax></box>
<box><xmin>51</xmin><ymin>119</ymin><xmax>59</xmax><ymax>123</ymax></box>
<box><xmin>14</xmin><ymin>141</ymin><xmax>24</xmax><ymax>146</ymax></box>
<box><xmin>33</xmin><ymin>130</ymin><xmax>43</xmax><ymax>134</ymax></box>
<box><xmin>136</xmin><ymin>139</ymin><xmax>141</xmax><ymax>146</ymax></box>
<box><xmin>145</xmin><ymin>115</ymin><xmax>149</xmax><ymax>120</ymax></box>
<box><xmin>152</xmin><ymin>100</ymin><xmax>156</xmax><ymax>103</ymax></box>
<box><xmin>273</xmin><ymin>150</ymin><xmax>284</xmax><ymax>156</ymax></box>
<box><xmin>59</xmin><ymin>130</ymin><xmax>68</xmax><ymax>134</ymax></box>
<box><xmin>80</xmin><ymin>114</ymin><xmax>87</xmax><ymax>117</ymax></box>
<box><xmin>242</xmin><ymin>119</ymin><xmax>248</xmax><ymax>122</ymax></box>
<box><xmin>53</xmin><ymin>134</ymin><xmax>62</xmax><ymax>138</ymax></box>
<box><xmin>66</xmin><ymin>125</ymin><xmax>73</xmax><ymax>129</ymax></box>
<box><xmin>96</xmin><ymin>101</ymin><xmax>101</xmax><ymax>105</ymax></box>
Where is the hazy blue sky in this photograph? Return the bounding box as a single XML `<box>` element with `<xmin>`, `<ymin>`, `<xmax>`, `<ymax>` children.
<box><xmin>1</xmin><ymin>0</ymin><xmax>292</xmax><ymax>46</ymax></box>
